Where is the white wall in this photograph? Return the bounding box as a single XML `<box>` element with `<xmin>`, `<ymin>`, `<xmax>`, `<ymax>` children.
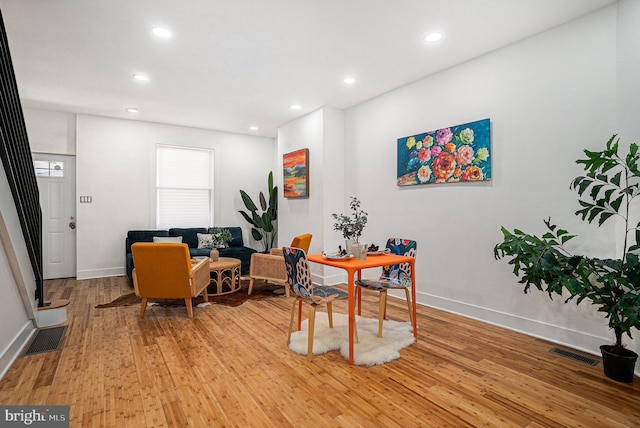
<box><xmin>24</xmin><ymin>109</ymin><xmax>76</xmax><ymax>155</ymax></box>
<box><xmin>617</xmin><ymin>0</ymin><xmax>640</xmax><ymax>140</ymax></box>
<box><xmin>615</xmin><ymin>0</ymin><xmax>640</xmax><ymax>360</ymax></box>
<box><xmin>0</xmin><ymin>161</ymin><xmax>37</xmax><ymax>379</ymax></box>
<box><xmin>277</xmin><ymin>107</ymin><xmax>346</xmax><ymax>282</ymax></box>
<box><xmin>74</xmin><ymin>115</ymin><xmax>275</xmax><ymax>279</ymax></box>
<box><xmin>346</xmin><ymin>5</ymin><xmax>627</xmax><ymax>355</ymax></box>
<box><xmin>280</xmin><ymin>5</ymin><xmax>639</xmax><ymax>360</ymax></box>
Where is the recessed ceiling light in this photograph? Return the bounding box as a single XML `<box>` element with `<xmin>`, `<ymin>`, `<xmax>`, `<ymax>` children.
<box><xmin>125</xmin><ymin>108</ymin><xmax>139</xmax><ymax>113</ymax></box>
<box><xmin>343</xmin><ymin>76</ymin><xmax>356</xmax><ymax>85</ymax></box>
<box><xmin>152</xmin><ymin>27</ymin><xmax>172</xmax><ymax>38</ymax></box>
<box><xmin>133</xmin><ymin>74</ymin><xmax>149</xmax><ymax>82</ymax></box>
<box><xmin>290</xmin><ymin>104</ymin><xmax>301</xmax><ymax>110</ymax></box>
<box><xmin>424</xmin><ymin>32</ymin><xmax>443</xmax><ymax>43</ymax></box>
<box><xmin>249</xmin><ymin>126</ymin><xmax>259</xmax><ymax>131</ymax></box>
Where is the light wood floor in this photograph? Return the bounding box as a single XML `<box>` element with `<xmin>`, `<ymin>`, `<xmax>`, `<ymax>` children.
<box><xmin>0</xmin><ymin>276</ymin><xmax>638</xmax><ymax>427</ymax></box>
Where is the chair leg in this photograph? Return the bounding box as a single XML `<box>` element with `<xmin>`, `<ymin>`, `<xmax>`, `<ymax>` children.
<box><xmin>352</xmin><ymin>296</ymin><xmax>360</xmax><ymax>344</ymax></box>
<box><xmin>378</xmin><ymin>290</ymin><xmax>387</xmax><ymax>337</ymax></box>
<box><xmin>202</xmin><ymin>288</ymin><xmax>209</xmax><ymax>303</ymax></box>
<box><xmin>403</xmin><ymin>287</ymin><xmax>413</xmax><ymax>326</ymax></box>
<box><xmin>185</xmin><ymin>298</ymin><xmax>193</xmax><ymax>318</ymax></box>
<box><xmin>248</xmin><ymin>278</ymin><xmax>254</xmax><ymax>295</ymax></box>
<box><xmin>285</xmin><ymin>283</ymin><xmax>290</xmax><ymax>298</ymax></box>
<box><xmin>307</xmin><ymin>304</ymin><xmax>317</xmax><ymax>362</ymax></box>
<box><xmin>140</xmin><ymin>298</ymin><xmax>148</xmax><ymax>318</ymax></box>
<box><xmin>287</xmin><ymin>298</ymin><xmax>299</xmax><ymax>345</ymax></box>
<box><xmin>327</xmin><ymin>302</ymin><xmax>333</xmax><ymax>328</ymax></box>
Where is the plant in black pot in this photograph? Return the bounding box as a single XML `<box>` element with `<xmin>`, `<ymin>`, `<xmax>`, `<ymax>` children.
<box><xmin>494</xmin><ymin>135</ymin><xmax>640</xmax><ymax>382</ymax></box>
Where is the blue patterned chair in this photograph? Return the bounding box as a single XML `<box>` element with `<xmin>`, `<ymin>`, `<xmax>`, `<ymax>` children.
<box><xmin>355</xmin><ymin>238</ymin><xmax>417</xmax><ymax>337</ymax></box>
<box><xmin>283</xmin><ymin>246</ymin><xmax>355</xmax><ymax>362</ymax></box>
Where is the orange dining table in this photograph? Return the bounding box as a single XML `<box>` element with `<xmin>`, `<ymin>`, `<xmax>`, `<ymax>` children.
<box><xmin>306</xmin><ymin>253</ymin><xmax>417</xmax><ymax>364</ymax></box>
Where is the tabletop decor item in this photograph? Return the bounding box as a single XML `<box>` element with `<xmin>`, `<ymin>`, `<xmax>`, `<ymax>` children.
<box><xmin>283</xmin><ymin>148</ymin><xmax>309</xmax><ymax>198</ymax></box>
<box><xmin>239</xmin><ymin>171</ymin><xmax>278</xmax><ymax>252</ymax></box>
<box><xmin>209</xmin><ymin>227</ymin><xmax>233</xmax><ymax>248</ymax></box>
<box><xmin>494</xmin><ymin>134</ymin><xmax>640</xmax><ymax>383</ymax></box>
<box><xmin>332</xmin><ymin>197</ymin><xmax>368</xmax><ymax>259</ymax></box>
<box><xmin>397</xmin><ymin>118</ymin><xmax>491</xmax><ymax>186</ymax></box>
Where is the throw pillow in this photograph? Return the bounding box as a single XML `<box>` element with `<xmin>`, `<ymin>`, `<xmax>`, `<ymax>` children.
<box><xmin>153</xmin><ymin>236</ymin><xmax>183</xmax><ymax>243</ymax></box>
<box><xmin>197</xmin><ymin>233</ymin><xmax>215</xmax><ymax>249</ymax></box>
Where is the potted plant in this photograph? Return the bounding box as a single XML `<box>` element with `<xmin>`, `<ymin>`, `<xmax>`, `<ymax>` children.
<box><xmin>332</xmin><ymin>197</ymin><xmax>368</xmax><ymax>257</ymax></box>
<box><xmin>239</xmin><ymin>171</ymin><xmax>278</xmax><ymax>252</ymax></box>
<box><xmin>494</xmin><ymin>135</ymin><xmax>640</xmax><ymax>382</ymax></box>
<box><xmin>209</xmin><ymin>227</ymin><xmax>233</xmax><ymax>247</ymax></box>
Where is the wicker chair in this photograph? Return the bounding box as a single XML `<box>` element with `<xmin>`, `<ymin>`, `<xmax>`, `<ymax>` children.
<box><xmin>248</xmin><ymin>233</ymin><xmax>312</xmax><ymax>297</ymax></box>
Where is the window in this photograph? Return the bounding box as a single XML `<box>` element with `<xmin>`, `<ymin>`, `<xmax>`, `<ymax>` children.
<box><xmin>156</xmin><ymin>145</ymin><xmax>214</xmax><ymax>228</ymax></box>
<box><xmin>33</xmin><ymin>160</ymin><xmax>64</xmax><ymax>177</ymax></box>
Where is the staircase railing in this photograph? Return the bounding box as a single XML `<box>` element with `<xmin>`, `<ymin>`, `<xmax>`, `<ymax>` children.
<box><xmin>0</xmin><ymin>11</ymin><xmax>44</xmax><ymax>306</ymax></box>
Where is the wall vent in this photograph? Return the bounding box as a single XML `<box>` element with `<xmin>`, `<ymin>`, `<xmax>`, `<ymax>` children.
<box><xmin>549</xmin><ymin>347</ymin><xmax>599</xmax><ymax>366</ymax></box>
<box><xmin>24</xmin><ymin>326</ymin><xmax>67</xmax><ymax>355</ymax></box>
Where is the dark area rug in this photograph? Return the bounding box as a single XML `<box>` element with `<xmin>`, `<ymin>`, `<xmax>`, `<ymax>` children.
<box><xmin>96</xmin><ymin>280</ymin><xmax>284</xmax><ymax>308</ymax></box>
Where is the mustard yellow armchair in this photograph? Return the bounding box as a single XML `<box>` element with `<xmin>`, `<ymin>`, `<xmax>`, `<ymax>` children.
<box><xmin>131</xmin><ymin>242</ymin><xmax>210</xmax><ymax>318</ymax></box>
<box><xmin>248</xmin><ymin>233</ymin><xmax>312</xmax><ymax>297</ymax></box>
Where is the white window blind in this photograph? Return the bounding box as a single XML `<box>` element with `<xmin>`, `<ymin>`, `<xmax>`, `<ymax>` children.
<box><xmin>156</xmin><ymin>145</ymin><xmax>213</xmax><ymax>228</ymax></box>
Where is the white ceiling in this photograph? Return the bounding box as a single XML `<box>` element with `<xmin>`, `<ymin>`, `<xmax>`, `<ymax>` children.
<box><xmin>1</xmin><ymin>0</ymin><xmax>616</xmax><ymax>138</ymax></box>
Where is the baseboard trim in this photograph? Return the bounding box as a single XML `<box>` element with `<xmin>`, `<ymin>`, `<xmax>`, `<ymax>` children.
<box><xmin>417</xmin><ymin>292</ymin><xmax>609</xmax><ymax>352</ymax></box>
<box><xmin>312</xmin><ymin>272</ymin><xmax>345</xmax><ymax>286</ymax></box>
<box><xmin>0</xmin><ymin>321</ymin><xmax>36</xmax><ymax>381</ymax></box>
<box><xmin>76</xmin><ymin>267</ymin><xmax>124</xmax><ymax>280</ymax></box>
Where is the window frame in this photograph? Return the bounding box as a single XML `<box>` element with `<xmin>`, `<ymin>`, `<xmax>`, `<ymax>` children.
<box><xmin>155</xmin><ymin>144</ymin><xmax>214</xmax><ymax>229</ymax></box>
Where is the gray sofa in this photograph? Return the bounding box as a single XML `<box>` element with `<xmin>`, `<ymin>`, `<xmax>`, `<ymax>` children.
<box><xmin>125</xmin><ymin>226</ymin><xmax>256</xmax><ymax>284</ymax></box>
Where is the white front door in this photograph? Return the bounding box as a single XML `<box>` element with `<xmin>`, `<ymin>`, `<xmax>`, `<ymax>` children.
<box><xmin>33</xmin><ymin>153</ymin><xmax>76</xmax><ymax>279</ymax></box>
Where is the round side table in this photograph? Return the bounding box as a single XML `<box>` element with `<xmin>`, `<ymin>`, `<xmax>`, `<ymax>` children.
<box><xmin>208</xmin><ymin>257</ymin><xmax>241</xmax><ymax>295</ymax></box>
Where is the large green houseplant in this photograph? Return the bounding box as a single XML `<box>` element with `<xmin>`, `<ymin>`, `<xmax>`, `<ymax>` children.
<box><xmin>239</xmin><ymin>171</ymin><xmax>278</xmax><ymax>252</ymax></box>
<box><xmin>494</xmin><ymin>135</ymin><xmax>640</xmax><ymax>382</ymax></box>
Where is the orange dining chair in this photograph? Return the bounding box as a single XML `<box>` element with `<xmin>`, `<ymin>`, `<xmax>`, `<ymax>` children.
<box><xmin>283</xmin><ymin>246</ymin><xmax>355</xmax><ymax>362</ymax></box>
<box><xmin>131</xmin><ymin>242</ymin><xmax>210</xmax><ymax>318</ymax></box>
<box><xmin>355</xmin><ymin>238</ymin><xmax>417</xmax><ymax>337</ymax></box>
<box><xmin>248</xmin><ymin>233</ymin><xmax>312</xmax><ymax>297</ymax></box>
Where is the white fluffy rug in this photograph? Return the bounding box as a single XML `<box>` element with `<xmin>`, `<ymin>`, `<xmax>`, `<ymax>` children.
<box><xmin>288</xmin><ymin>312</ymin><xmax>415</xmax><ymax>366</ymax></box>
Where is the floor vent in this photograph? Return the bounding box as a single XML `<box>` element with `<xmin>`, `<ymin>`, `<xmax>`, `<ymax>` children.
<box><xmin>24</xmin><ymin>326</ymin><xmax>67</xmax><ymax>355</ymax></box>
<box><xmin>549</xmin><ymin>347</ymin><xmax>598</xmax><ymax>366</ymax></box>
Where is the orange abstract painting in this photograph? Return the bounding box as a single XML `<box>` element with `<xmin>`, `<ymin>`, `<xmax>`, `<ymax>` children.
<box><xmin>283</xmin><ymin>148</ymin><xmax>309</xmax><ymax>198</ymax></box>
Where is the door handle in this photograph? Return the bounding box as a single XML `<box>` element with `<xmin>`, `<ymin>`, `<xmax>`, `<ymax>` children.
<box><xmin>69</xmin><ymin>221</ymin><xmax>76</xmax><ymax>230</ymax></box>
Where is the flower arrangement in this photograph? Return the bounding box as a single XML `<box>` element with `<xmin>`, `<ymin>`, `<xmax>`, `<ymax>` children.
<box><xmin>397</xmin><ymin>119</ymin><xmax>491</xmax><ymax>186</ymax></box>
<box><xmin>209</xmin><ymin>227</ymin><xmax>233</xmax><ymax>248</ymax></box>
<box><xmin>331</xmin><ymin>197</ymin><xmax>368</xmax><ymax>242</ymax></box>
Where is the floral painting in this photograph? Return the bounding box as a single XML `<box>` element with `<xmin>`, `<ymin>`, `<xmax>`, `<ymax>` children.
<box><xmin>283</xmin><ymin>148</ymin><xmax>309</xmax><ymax>198</ymax></box>
<box><xmin>397</xmin><ymin>118</ymin><xmax>491</xmax><ymax>186</ymax></box>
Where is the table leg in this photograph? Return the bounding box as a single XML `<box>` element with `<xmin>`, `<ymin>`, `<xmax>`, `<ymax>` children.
<box><xmin>348</xmin><ymin>272</ymin><xmax>355</xmax><ymax>364</ymax></box>
<box><xmin>357</xmin><ymin>270</ymin><xmax>362</xmax><ymax>316</ymax></box>
<box><xmin>411</xmin><ymin>260</ymin><xmax>417</xmax><ymax>339</ymax></box>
